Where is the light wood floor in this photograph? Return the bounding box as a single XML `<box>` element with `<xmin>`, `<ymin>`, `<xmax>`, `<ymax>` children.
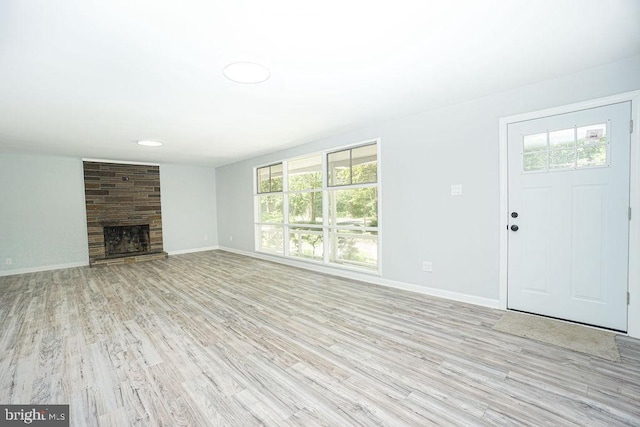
<box><xmin>1</xmin><ymin>250</ymin><xmax>639</xmax><ymax>426</ymax></box>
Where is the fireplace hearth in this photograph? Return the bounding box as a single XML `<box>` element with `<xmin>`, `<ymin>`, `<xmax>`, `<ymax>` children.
<box><xmin>104</xmin><ymin>224</ymin><xmax>150</xmax><ymax>257</ymax></box>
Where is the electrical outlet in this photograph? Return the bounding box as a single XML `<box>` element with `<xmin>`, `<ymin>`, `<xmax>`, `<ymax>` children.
<box><xmin>422</xmin><ymin>261</ymin><xmax>432</xmax><ymax>272</ymax></box>
<box><xmin>204</xmin><ymin>234</ymin><xmax>208</xmax><ymax>241</ymax></box>
<box><xmin>5</xmin><ymin>258</ymin><xmax>12</xmax><ymax>266</ymax></box>
<box><xmin>451</xmin><ymin>184</ymin><xmax>463</xmax><ymax>196</ymax></box>
<box><xmin>229</xmin><ymin>235</ymin><xmax>233</xmax><ymax>242</ymax></box>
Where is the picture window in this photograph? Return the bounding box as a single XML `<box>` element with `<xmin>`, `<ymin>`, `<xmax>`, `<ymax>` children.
<box><xmin>254</xmin><ymin>142</ymin><xmax>379</xmax><ymax>271</ymax></box>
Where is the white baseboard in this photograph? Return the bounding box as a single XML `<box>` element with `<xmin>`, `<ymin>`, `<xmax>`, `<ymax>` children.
<box><xmin>0</xmin><ymin>248</ymin><xmax>500</xmax><ymax>310</ymax></box>
<box><xmin>0</xmin><ymin>246</ymin><xmax>222</xmax><ymax>277</ymax></box>
<box><xmin>0</xmin><ymin>261</ymin><xmax>89</xmax><ymax>277</ymax></box>
<box><xmin>217</xmin><ymin>246</ymin><xmax>500</xmax><ymax>310</ymax></box>
<box><xmin>167</xmin><ymin>246</ymin><xmax>220</xmax><ymax>256</ymax></box>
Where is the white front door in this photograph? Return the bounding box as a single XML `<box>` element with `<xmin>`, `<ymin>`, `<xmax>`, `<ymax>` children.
<box><xmin>507</xmin><ymin>102</ymin><xmax>631</xmax><ymax>331</ymax></box>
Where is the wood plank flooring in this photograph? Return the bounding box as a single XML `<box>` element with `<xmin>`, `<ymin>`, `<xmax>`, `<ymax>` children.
<box><xmin>1</xmin><ymin>250</ymin><xmax>639</xmax><ymax>426</ymax></box>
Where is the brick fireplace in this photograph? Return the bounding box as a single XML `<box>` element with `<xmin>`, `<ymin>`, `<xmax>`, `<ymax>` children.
<box><xmin>83</xmin><ymin>161</ymin><xmax>167</xmax><ymax>266</ymax></box>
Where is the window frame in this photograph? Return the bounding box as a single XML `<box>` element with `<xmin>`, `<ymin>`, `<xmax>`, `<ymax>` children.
<box><xmin>521</xmin><ymin>121</ymin><xmax>611</xmax><ymax>174</ymax></box>
<box><xmin>253</xmin><ymin>139</ymin><xmax>381</xmax><ymax>274</ymax></box>
<box><xmin>327</xmin><ymin>142</ymin><xmax>378</xmax><ymax>187</ymax></box>
<box><xmin>256</xmin><ymin>162</ymin><xmax>284</xmax><ymax>194</ymax></box>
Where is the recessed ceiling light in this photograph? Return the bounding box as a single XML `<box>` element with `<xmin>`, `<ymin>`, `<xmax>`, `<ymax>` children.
<box><xmin>223</xmin><ymin>62</ymin><xmax>270</xmax><ymax>84</ymax></box>
<box><xmin>137</xmin><ymin>140</ymin><xmax>163</xmax><ymax>147</ymax></box>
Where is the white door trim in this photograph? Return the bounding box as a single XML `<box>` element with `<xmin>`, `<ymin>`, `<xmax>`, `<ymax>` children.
<box><xmin>499</xmin><ymin>90</ymin><xmax>640</xmax><ymax>338</ymax></box>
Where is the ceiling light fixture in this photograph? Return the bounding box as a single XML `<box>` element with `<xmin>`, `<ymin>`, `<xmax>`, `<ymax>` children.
<box><xmin>137</xmin><ymin>140</ymin><xmax>163</xmax><ymax>147</ymax></box>
<box><xmin>223</xmin><ymin>62</ymin><xmax>270</xmax><ymax>84</ymax></box>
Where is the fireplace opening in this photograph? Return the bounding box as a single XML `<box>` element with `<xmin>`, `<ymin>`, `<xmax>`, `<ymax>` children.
<box><xmin>103</xmin><ymin>224</ymin><xmax>150</xmax><ymax>258</ymax></box>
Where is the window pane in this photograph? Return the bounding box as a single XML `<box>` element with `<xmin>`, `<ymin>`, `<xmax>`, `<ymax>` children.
<box><xmin>523</xmin><ymin>133</ymin><xmax>546</xmax><ymax>153</ymax></box>
<box><xmin>256</xmin><ymin>144</ymin><xmax>379</xmax><ymax>270</ymax></box>
<box><xmin>523</xmin><ymin>151</ymin><xmax>547</xmax><ymax>172</ymax></box>
<box><xmin>289</xmin><ymin>191</ymin><xmax>323</xmax><ymax>225</ymax></box>
<box><xmin>577</xmin><ymin>145</ymin><xmax>607</xmax><ymax>168</ymax></box>
<box><xmin>549</xmin><ymin>128</ymin><xmax>575</xmax><ymax>149</ymax></box>
<box><xmin>289</xmin><ymin>227</ymin><xmax>323</xmax><ymax>260</ymax></box>
<box><xmin>328</xmin><ymin>149</ymin><xmax>351</xmax><ymax>186</ymax></box>
<box><xmin>259</xmin><ymin>194</ymin><xmax>283</xmax><ymax>223</ymax></box>
<box><xmin>329</xmin><ymin>187</ymin><xmax>378</xmax><ymax>226</ymax></box>
<box><xmin>259</xmin><ymin>225</ymin><xmax>283</xmax><ymax>254</ymax></box>
<box><xmin>257</xmin><ymin>167</ymin><xmax>270</xmax><ymax>193</ymax></box>
<box><xmin>288</xmin><ymin>155</ymin><xmax>322</xmax><ymax>191</ymax></box>
<box><xmin>257</xmin><ymin>164</ymin><xmax>283</xmax><ymax>193</ymax></box>
<box><xmin>352</xmin><ymin>144</ymin><xmax>377</xmax><ymax>184</ymax></box>
<box><xmin>577</xmin><ymin>123</ymin><xmax>607</xmax><ymax>146</ymax></box>
<box><xmin>270</xmin><ymin>163</ymin><xmax>283</xmax><ymax>192</ymax></box>
<box><xmin>329</xmin><ymin>229</ymin><xmax>377</xmax><ymax>269</ymax></box>
<box><xmin>549</xmin><ymin>149</ymin><xmax>575</xmax><ymax>170</ymax></box>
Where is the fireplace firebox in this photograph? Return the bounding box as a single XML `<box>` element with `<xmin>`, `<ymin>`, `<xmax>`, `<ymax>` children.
<box><xmin>103</xmin><ymin>224</ymin><xmax>150</xmax><ymax>257</ymax></box>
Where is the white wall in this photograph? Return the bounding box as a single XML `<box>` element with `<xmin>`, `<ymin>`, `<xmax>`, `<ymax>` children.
<box><xmin>0</xmin><ymin>155</ymin><xmax>219</xmax><ymax>275</ymax></box>
<box><xmin>0</xmin><ymin>154</ymin><xmax>89</xmax><ymax>273</ymax></box>
<box><xmin>160</xmin><ymin>164</ymin><xmax>218</xmax><ymax>253</ymax></box>
<box><xmin>216</xmin><ymin>55</ymin><xmax>640</xmax><ymax>303</ymax></box>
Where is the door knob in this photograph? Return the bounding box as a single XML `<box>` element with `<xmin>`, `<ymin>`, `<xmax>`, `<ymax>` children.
<box><xmin>511</xmin><ymin>225</ymin><xmax>519</xmax><ymax>231</ymax></box>
<box><xmin>511</xmin><ymin>212</ymin><xmax>518</xmax><ymax>218</ymax></box>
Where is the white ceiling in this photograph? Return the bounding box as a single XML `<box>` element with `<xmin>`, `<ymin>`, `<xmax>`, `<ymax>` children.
<box><xmin>1</xmin><ymin>0</ymin><xmax>639</xmax><ymax>167</ymax></box>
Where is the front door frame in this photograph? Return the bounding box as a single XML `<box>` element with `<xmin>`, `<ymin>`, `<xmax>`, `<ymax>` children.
<box><xmin>498</xmin><ymin>90</ymin><xmax>640</xmax><ymax>338</ymax></box>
